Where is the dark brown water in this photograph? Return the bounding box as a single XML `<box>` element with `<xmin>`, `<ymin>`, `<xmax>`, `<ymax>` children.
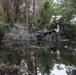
<box><xmin>0</xmin><ymin>40</ymin><xmax>76</xmax><ymax>75</ymax></box>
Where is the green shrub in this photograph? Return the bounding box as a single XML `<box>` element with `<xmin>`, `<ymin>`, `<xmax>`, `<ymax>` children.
<box><xmin>0</xmin><ymin>21</ymin><xmax>9</xmax><ymax>41</ymax></box>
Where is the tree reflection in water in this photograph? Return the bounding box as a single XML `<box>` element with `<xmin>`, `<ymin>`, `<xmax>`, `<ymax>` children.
<box><xmin>0</xmin><ymin>40</ymin><xmax>76</xmax><ymax>75</ymax></box>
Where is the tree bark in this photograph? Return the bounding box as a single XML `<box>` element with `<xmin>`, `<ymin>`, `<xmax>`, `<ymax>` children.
<box><xmin>14</xmin><ymin>0</ymin><xmax>20</xmax><ymax>23</ymax></box>
<box><xmin>34</xmin><ymin>57</ymin><xmax>37</xmax><ymax>75</ymax></box>
<box><xmin>55</xmin><ymin>25</ymin><xmax>60</xmax><ymax>50</ymax></box>
<box><xmin>6</xmin><ymin>0</ymin><xmax>10</xmax><ymax>23</ymax></box>
<box><xmin>25</xmin><ymin>0</ymin><xmax>29</xmax><ymax>34</ymax></box>
<box><xmin>33</xmin><ymin>0</ymin><xmax>36</xmax><ymax>15</ymax></box>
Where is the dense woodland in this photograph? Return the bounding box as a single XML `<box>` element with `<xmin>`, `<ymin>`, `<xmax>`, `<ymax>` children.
<box><xmin>0</xmin><ymin>0</ymin><xmax>76</xmax><ymax>40</ymax></box>
<box><xmin>0</xmin><ymin>0</ymin><xmax>76</xmax><ymax>75</ymax></box>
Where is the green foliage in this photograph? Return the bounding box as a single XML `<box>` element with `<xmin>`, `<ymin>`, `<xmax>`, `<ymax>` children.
<box><xmin>0</xmin><ymin>0</ymin><xmax>76</xmax><ymax>38</ymax></box>
<box><xmin>0</xmin><ymin>21</ymin><xmax>10</xmax><ymax>41</ymax></box>
<box><xmin>64</xmin><ymin>24</ymin><xmax>76</xmax><ymax>38</ymax></box>
<box><xmin>29</xmin><ymin>1</ymin><xmax>53</xmax><ymax>32</ymax></box>
<box><xmin>0</xmin><ymin>21</ymin><xmax>9</xmax><ymax>28</ymax></box>
<box><xmin>50</xmin><ymin>0</ymin><xmax>76</xmax><ymax>38</ymax></box>
<box><xmin>36</xmin><ymin>51</ymin><xmax>54</xmax><ymax>75</ymax></box>
<box><xmin>37</xmin><ymin>1</ymin><xmax>52</xmax><ymax>28</ymax></box>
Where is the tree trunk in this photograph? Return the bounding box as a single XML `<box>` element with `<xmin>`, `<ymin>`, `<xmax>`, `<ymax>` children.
<box><xmin>34</xmin><ymin>57</ymin><xmax>37</xmax><ymax>75</ymax></box>
<box><xmin>6</xmin><ymin>0</ymin><xmax>10</xmax><ymax>23</ymax></box>
<box><xmin>25</xmin><ymin>0</ymin><xmax>29</xmax><ymax>34</ymax></box>
<box><xmin>33</xmin><ymin>0</ymin><xmax>36</xmax><ymax>15</ymax></box>
<box><xmin>14</xmin><ymin>0</ymin><xmax>17</xmax><ymax>23</ymax></box>
<box><xmin>14</xmin><ymin>0</ymin><xmax>20</xmax><ymax>23</ymax></box>
<box><xmin>55</xmin><ymin>25</ymin><xmax>60</xmax><ymax>50</ymax></box>
<box><xmin>56</xmin><ymin>32</ymin><xmax>60</xmax><ymax>50</ymax></box>
<box><xmin>0</xmin><ymin>0</ymin><xmax>3</xmax><ymax>21</ymax></box>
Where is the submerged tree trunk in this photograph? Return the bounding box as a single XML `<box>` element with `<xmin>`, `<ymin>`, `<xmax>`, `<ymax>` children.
<box><xmin>26</xmin><ymin>49</ymin><xmax>34</xmax><ymax>74</ymax></box>
<box><xmin>56</xmin><ymin>32</ymin><xmax>60</xmax><ymax>50</ymax></box>
<box><xmin>55</xmin><ymin>25</ymin><xmax>60</xmax><ymax>55</ymax></box>
<box><xmin>34</xmin><ymin>57</ymin><xmax>37</xmax><ymax>75</ymax></box>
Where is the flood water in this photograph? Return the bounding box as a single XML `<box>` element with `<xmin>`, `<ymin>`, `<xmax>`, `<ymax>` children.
<box><xmin>0</xmin><ymin>39</ymin><xmax>76</xmax><ymax>75</ymax></box>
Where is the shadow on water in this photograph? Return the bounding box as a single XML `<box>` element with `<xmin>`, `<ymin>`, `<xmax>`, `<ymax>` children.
<box><xmin>0</xmin><ymin>40</ymin><xmax>76</xmax><ymax>75</ymax></box>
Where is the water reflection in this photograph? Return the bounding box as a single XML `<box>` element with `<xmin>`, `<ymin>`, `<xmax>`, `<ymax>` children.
<box><xmin>0</xmin><ymin>40</ymin><xmax>76</xmax><ymax>75</ymax></box>
<box><xmin>51</xmin><ymin>64</ymin><xmax>67</xmax><ymax>75</ymax></box>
